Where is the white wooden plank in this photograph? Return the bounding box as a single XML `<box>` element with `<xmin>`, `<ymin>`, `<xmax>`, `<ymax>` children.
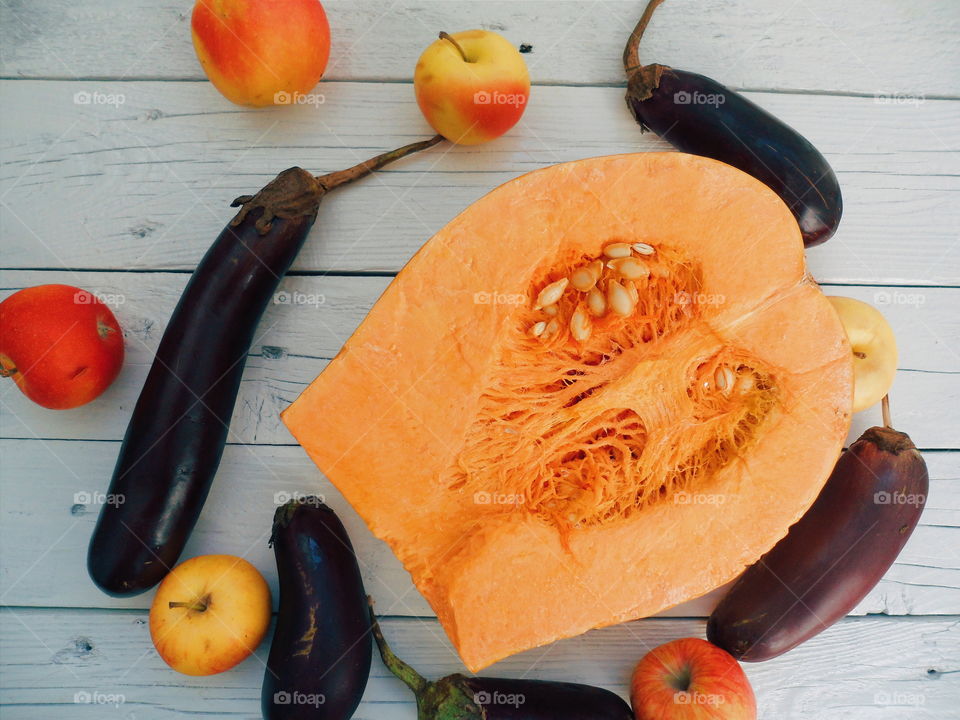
<box><xmin>1</xmin><ymin>81</ymin><xmax>958</xmax><ymax>284</ymax></box>
<box><xmin>2</xmin><ymin>272</ymin><xmax>957</xmax><ymax>448</ymax></box>
<box><xmin>0</xmin><ymin>609</ymin><xmax>956</xmax><ymax>719</ymax></box>
<box><xmin>2</xmin><ymin>0</ymin><xmax>959</xmax><ymax>96</ymax></box>
<box><xmin>0</xmin><ymin>439</ymin><xmax>956</xmax><ymax>615</ymax></box>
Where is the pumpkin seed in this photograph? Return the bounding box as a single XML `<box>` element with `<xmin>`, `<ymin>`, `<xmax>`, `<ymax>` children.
<box><xmin>587</xmin><ymin>287</ymin><xmax>606</xmax><ymax>317</ymax></box>
<box><xmin>715</xmin><ymin>366</ymin><xmax>735</xmax><ymax>394</ymax></box>
<box><xmin>603</xmin><ymin>242</ymin><xmax>632</xmax><ymax>259</ymax></box>
<box><xmin>607</xmin><ymin>257</ymin><xmax>650</xmax><ymax>280</ymax></box>
<box><xmin>530</xmin><ymin>321</ymin><xmax>547</xmax><ymax>337</ymax></box>
<box><xmin>607</xmin><ymin>280</ymin><xmax>635</xmax><ymax>317</ymax></box>
<box><xmin>570</xmin><ymin>306</ymin><xmax>591</xmax><ymax>342</ymax></box>
<box><xmin>535</xmin><ymin>278</ymin><xmax>568</xmax><ymax>309</ymax></box>
<box><xmin>632</xmin><ymin>242</ymin><xmax>655</xmax><ymax>255</ymax></box>
<box><xmin>544</xmin><ymin>319</ymin><xmax>561</xmax><ymax>337</ymax></box>
<box><xmin>543</xmin><ymin>304</ymin><xmax>559</xmax><ymax>317</ymax></box>
<box><xmin>589</xmin><ymin>260</ymin><xmax>604</xmax><ymax>279</ymax></box>
<box><xmin>570</xmin><ymin>266</ymin><xmax>597</xmax><ymax>292</ymax></box>
<box><xmin>625</xmin><ymin>280</ymin><xmax>640</xmax><ymax>305</ymax></box>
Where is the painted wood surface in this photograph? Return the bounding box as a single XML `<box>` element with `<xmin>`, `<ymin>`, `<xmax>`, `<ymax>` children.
<box><xmin>2</xmin><ymin>0</ymin><xmax>959</xmax><ymax>96</ymax></box>
<box><xmin>1</xmin><ymin>81</ymin><xmax>958</xmax><ymax>283</ymax></box>
<box><xmin>1</xmin><ymin>610</ymin><xmax>957</xmax><ymax>719</ymax></box>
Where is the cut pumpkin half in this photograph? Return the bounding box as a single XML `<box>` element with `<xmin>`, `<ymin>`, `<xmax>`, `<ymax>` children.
<box><xmin>282</xmin><ymin>152</ymin><xmax>853</xmax><ymax>671</ymax></box>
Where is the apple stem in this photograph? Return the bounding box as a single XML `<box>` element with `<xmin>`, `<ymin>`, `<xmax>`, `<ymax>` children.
<box><xmin>169</xmin><ymin>596</ymin><xmax>209</xmax><ymax>613</ymax></box>
<box><xmin>882</xmin><ymin>394</ymin><xmax>892</xmax><ymax>429</ymax></box>
<box><xmin>439</xmin><ymin>31</ymin><xmax>472</xmax><ymax>63</ymax></box>
<box><xmin>0</xmin><ymin>366</ymin><xmax>15</xmax><ymax>377</ymax></box>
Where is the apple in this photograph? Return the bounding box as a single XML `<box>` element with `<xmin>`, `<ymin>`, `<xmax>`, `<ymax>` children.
<box><xmin>631</xmin><ymin>638</ymin><xmax>756</xmax><ymax>719</ymax></box>
<box><xmin>191</xmin><ymin>0</ymin><xmax>331</xmax><ymax>107</ymax></box>
<box><xmin>150</xmin><ymin>555</ymin><xmax>271</xmax><ymax>676</ymax></box>
<box><xmin>414</xmin><ymin>30</ymin><xmax>530</xmax><ymax>145</ymax></box>
<box><xmin>0</xmin><ymin>284</ymin><xmax>123</xmax><ymax>409</ymax></box>
<box><xmin>828</xmin><ymin>296</ymin><xmax>898</xmax><ymax>412</ymax></box>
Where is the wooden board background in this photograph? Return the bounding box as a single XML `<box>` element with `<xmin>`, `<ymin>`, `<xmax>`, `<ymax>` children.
<box><xmin>1</xmin><ymin>1</ymin><xmax>958</xmax><ymax>718</ymax></box>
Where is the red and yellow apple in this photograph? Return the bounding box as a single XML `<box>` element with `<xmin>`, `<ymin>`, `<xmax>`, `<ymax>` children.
<box><xmin>191</xmin><ymin>0</ymin><xmax>331</xmax><ymax>107</ymax></box>
<box><xmin>631</xmin><ymin>638</ymin><xmax>756</xmax><ymax>719</ymax></box>
<box><xmin>828</xmin><ymin>296</ymin><xmax>898</xmax><ymax>412</ymax></box>
<box><xmin>0</xmin><ymin>284</ymin><xmax>123</xmax><ymax>409</ymax></box>
<box><xmin>414</xmin><ymin>30</ymin><xmax>530</xmax><ymax>145</ymax></box>
<box><xmin>149</xmin><ymin>555</ymin><xmax>271</xmax><ymax>676</ymax></box>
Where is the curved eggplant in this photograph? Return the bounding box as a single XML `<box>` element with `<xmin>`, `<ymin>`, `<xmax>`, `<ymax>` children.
<box><xmin>371</xmin><ymin>605</ymin><xmax>633</xmax><ymax>719</ymax></box>
<box><xmin>262</xmin><ymin>499</ymin><xmax>371</xmax><ymax>720</ymax></box>
<box><xmin>707</xmin><ymin>419</ymin><xmax>928</xmax><ymax>661</ymax></box>
<box><xmin>623</xmin><ymin>0</ymin><xmax>842</xmax><ymax>247</ymax></box>
<box><xmin>87</xmin><ymin>137</ymin><xmax>443</xmax><ymax>597</ymax></box>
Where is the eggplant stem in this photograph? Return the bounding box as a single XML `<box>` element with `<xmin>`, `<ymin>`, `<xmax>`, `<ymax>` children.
<box><xmin>882</xmin><ymin>394</ymin><xmax>893</xmax><ymax>429</ymax></box>
<box><xmin>367</xmin><ymin>598</ymin><xmax>429</xmax><ymax>694</ymax></box>
<box><xmin>623</xmin><ymin>0</ymin><xmax>668</xmax><ymax>74</ymax></box>
<box><xmin>316</xmin><ymin>135</ymin><xmax>445</xmax><ymax>192</ymax></box>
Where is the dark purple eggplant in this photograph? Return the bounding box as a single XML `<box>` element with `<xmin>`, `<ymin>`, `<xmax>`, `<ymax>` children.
<box><xmin>87</xmin><ymin>136</ymin><xmax>443</xmax><ymax>597</ymax></box>
<box><xmin>623</xmin><ymin>0</ymin><xmax>842</xmax><ymax>247</ymax></box>
<box><xmin>707</xmin><ymin>399</ymin><xmax>928</xmax><ymax>661</ymax></box>
<box><xmin>262</xmin><ymin>498</ymin><xmax>371</xmax><ymax>720</ymax></box>
<box><xmin>370</xmin><ymin>604</ymin><xmax>632</xmax><ymax>720</ymax></box>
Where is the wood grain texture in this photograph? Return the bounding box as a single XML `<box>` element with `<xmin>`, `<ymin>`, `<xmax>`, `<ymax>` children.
<box><xmin>0</xmin><ymin>609</ymin><xmax>957</xmax><ymax>719</ymax></box>
<box><xmin>1</xmin><ymin>81</ymin><xmax>958</xmax><ymax>283</ymax></box>
<box><xmin>2</xmin><ymin>272</ymin><xmax>957</xmax><ymax>448</ymax></box>
<box><xmin>0</xmin><ymin>439</ymin><xmax>956</xmax><ymax>615</ymax></box>
<box><xmin>2</xmin><ymin>0</ymin><xmax>959</xmax><ymax>96</ymax></box>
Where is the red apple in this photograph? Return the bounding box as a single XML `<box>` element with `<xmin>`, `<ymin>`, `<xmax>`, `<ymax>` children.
<box><xmin>414</xmin><ymin>30</ymin><xmax>530</xmax><ymax>145</ymax></box>
<box><xmin>192</xmin><ymin>0</ymin><xmax>331</xmax><ymax>107</ymax></box>
<box><xmin>150</xmin><ymin>555</ymin><xmax>271</xmax><ymax>676</ymax></box>
<box><xmin>0</xmin><ymin>284</ymin><xmax>123</xmax><ymax>409</ymax></box>
<box><xmin>631</xmin><ymin>638</ymin><xmax>756</xmax><ymax>719</ymax></box>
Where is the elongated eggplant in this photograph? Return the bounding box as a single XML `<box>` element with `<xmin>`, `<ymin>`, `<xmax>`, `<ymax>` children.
<box><xmin>87</xmin><ymin>136</ymin><xmax>443</xmax><ymax>597</ymax></box>
<box><xmin>370</xmin><ymin>604</ymin><xmax>633</xmax><ymax>719</ymax></box>
<box><xmin>623</xmin><ymin>0</ymin><xmax>842</xmax><ymax>247</ymax></box>
<box><xmin>262</xmin><ymin>499</ymin><xmax>371</xmax><ymax>720</ymax></box>
<box><xmin>707</xmin><ymin>402</ymin><xmax>928</xmax><ymax>661</ymax></box>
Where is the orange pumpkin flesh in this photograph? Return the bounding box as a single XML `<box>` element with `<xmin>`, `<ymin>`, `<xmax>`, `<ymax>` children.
<box><xmin>282</xmin><ymin>152</ymin><xmax>853</xmax><ymax>671</ymax></box>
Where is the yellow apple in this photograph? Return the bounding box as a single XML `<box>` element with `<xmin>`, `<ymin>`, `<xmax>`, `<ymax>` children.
<box><xmin>414</xmin><ymin>30</ymin><xmax>530</xmax><ymax>145</ymax></box>
<box><xmin>149</xmin><ymin>555</ymin><xmax>271</xmax><ymax>676</ymax></box>
<box><xmin>828</xmin><ymin>296</ymin><xmax>898</xmax><ymax>412</ymax></box>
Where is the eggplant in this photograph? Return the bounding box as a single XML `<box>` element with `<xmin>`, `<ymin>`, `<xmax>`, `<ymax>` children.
<box><xmin>262</xmin><ymin>499</ymin><xmax>371</xmax><ymax>720</ymax></box>
<box><xmin>623</xmin><ymin>0</ymin><xmax>842</xmax><ymax>247</ymax></box>
<box><xmin>707</xmin><ymin>400</ymin><xmax>928</xmax><ymax>661</ymax></box>
<box><xmin>87</xmin><ymin>136</ymin><xmax>443</xmax><ymax>597</ymax></box>
<box><xmin>370</xmin><ymin>604</ymin><xmax>633</xmax><ymax>720</ymax></box>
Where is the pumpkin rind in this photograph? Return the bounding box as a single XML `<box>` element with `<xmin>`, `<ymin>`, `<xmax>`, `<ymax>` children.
<box><xmin>282</xmin><ymin>152</ymin><xmax>853</xmax><ymax>671</ymax></box>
